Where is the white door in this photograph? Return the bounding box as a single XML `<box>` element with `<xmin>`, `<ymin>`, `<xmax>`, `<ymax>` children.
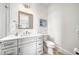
<box><xmin>18</xmin><ymin>42</ymin><xmax>36</xmax><ymax>55</ymax></box>
<box><xmin>0</xmin><ymin>4</ymin><xmax>10</xmax><ymax>38</ymax></box>
<box><xmin>0</xmin><ymin>4</ymin><xmax>6</xmax><ymax>38</ymax></box>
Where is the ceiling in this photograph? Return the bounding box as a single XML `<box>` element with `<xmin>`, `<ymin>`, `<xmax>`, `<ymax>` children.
<box><xmin>38</xmin><ymin>3</ymin><xmax>51</xmax><ymax>7</ymax></box>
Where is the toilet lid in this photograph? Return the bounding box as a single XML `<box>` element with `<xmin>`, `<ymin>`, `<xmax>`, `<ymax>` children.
<box><xmin>45</xmin><ymin>40</ymin><xmax>55</xmax><ymax>45</ymax></box>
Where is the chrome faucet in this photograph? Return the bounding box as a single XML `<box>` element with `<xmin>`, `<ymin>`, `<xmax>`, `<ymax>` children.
<box><xmin>26</xmin><ymin>31</ymin><xmax>30</xmax><ymax>35</ymax></box>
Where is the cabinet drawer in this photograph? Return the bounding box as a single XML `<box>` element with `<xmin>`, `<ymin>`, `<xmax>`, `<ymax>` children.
<box><xmin>37</xmin><ymin>36</ymin><xmax>43</xmax><ymax>41</ymax></box>
<box><xmin>37</xmin><ymin>41</ymin><xmax>43</xmax><ymax>48</ymax></box>
<box><xmin>1</xmin><ymin>40</ymin><xmax>17</xmax><ymax>49</ymax></box>
<box><xmin>37</xmin><ymin>40</ymin><xmax>43</xmax><ymax>44</ymax></box>
<box><xmin>37</xmin><ymin>47</ymin><xmax>43</xmax><ymax>55</ymax></box>
<box><xmin>18</xmin><ymin>37</ymin><xmax>37</xmax><ymax>45</ymax></box>
<box><xmin>1</xmin><ymin>47</ymin><xmax>17</xmax><ymax>55</ymax></box>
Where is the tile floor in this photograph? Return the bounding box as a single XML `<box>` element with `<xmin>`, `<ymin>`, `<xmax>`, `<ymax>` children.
<box><xmin>43</xmin><ymin>47</ymin><xmax>65</xmax><ymax>55</ymax></box>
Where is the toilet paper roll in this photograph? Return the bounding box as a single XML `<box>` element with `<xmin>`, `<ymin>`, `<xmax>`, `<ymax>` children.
<box><xmin>73</xmin><ymin>48</ymin><xmax>79</xmax><ymax>53</ymax></box>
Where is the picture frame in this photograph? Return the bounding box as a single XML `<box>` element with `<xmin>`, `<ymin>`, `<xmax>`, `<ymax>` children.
<box><xmin>40</xmin><ymin>19</ymin><xmax>47</xmax><ymax>27</ymax></box>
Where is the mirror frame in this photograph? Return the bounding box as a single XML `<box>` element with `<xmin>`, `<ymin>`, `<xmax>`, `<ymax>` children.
<box><xmin>18</xmin><ymin>11</ymin><xmax>33</xmax><ymax>29</ymax></box>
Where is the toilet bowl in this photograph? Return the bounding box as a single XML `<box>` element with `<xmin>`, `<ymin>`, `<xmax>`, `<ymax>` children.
<box><xmin>45</xmin><ymin>40</ymin><xmax>56</xmax><ymax>55</ymax></box>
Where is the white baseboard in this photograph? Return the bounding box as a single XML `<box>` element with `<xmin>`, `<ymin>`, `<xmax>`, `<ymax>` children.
<box><xmin>57</xmin><ymin>46</ymin><xmax>74</xmax><ymax>55</ymax></box>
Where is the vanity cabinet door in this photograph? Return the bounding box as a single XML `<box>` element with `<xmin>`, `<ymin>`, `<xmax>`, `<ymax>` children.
<box><xmin>18</xmin><ymin>42</ymin><xmax>36</xmax><ymax>55</ymax></box>
<box><xmin>1</xmin><ymin>47</ymin><xmax>17</xmax><ymax>55</ymax></box>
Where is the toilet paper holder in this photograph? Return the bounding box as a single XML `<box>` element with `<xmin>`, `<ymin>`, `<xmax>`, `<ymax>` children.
<box><xmin>73</xmin><ymin>48</ymin><xmax>79</xmax><ymax>55</ymax></box>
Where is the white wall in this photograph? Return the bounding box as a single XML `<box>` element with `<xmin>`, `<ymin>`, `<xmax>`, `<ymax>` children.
<box><xmin>10</xmin><ymin>3</ymin><xmax>48</xmax><ymax>35</ymax></box>
<box><xmin>36</xmin><ymin>4</ymin><xmax>48</xmax><ymax>35</ymax></box>
<box><xmin>48</xmin><ymin>4</ymin><xmax>62</xmax><ymax>46</ymax></box>
<box><xmin>48</xmin><ymin>3</ymin><xmax>79</xmax><ymax>54</ymax></box>
<box><xmin>62</xmin><ymin>4</ymin><xmax>79</xmax><ymax>54</ymax></box>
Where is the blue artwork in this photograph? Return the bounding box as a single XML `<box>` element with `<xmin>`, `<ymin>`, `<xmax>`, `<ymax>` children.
<box><xmin>40</xmin><ymin>19</ymin><xmax>47</xmax><ymax>27</ymax></box>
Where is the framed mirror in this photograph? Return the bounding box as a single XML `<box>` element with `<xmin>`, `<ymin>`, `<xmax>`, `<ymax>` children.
<box><xmin>18</xmin><ymin>11</ymin><xmax>33</xmax><ymax>29</ymax></box>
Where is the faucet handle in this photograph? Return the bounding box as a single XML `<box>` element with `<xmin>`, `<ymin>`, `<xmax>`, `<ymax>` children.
<box><xmin>26</xmin><ymin>31</ymin><xmax>28</xmax><ymax>34</ymax></box>
<box><xmin>15</xmin><ymin>32</ymin><xmax>18</xmax><ymax>36</ymax></box>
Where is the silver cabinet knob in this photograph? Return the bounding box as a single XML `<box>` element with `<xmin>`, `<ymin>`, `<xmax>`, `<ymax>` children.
<box><xmin>0</xmin><ymin>42</ymin><xmax>2</xmax><ymax>44</ymax></box>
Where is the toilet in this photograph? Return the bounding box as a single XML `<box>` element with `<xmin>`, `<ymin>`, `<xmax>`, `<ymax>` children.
<box><xmin>45</xmin><ymin>40</ymin><xmax>56</xmax><ymax>55</ymax></box>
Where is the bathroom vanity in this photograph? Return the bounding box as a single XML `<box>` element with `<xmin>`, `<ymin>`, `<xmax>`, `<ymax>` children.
<box><xmin>0</xmin><ymin>34</ymin><xmax>47</xmax><ymax>55</ymax></box>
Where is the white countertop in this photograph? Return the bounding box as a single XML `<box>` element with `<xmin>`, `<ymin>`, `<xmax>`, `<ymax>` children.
<box><xmin>0</xmin><ymin>34</ymin><xmax>48</xmax><ymax>42</ymax></box>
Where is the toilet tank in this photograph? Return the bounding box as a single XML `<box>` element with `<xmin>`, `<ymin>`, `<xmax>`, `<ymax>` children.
<box><xmin>44</xmin><ymin>35</ymin><xmax>55</xmax><ymax>42</ymax></box>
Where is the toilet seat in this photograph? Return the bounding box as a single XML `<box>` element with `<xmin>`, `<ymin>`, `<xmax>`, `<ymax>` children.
<box><xmin>45</xmin><ymin>40</ymin><xmax>56</xmax><ymax>48</ymax></box>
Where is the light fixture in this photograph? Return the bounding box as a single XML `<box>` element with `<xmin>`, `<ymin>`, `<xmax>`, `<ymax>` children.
<box><xmin>23</xmin><ymin>3</ymin><xmax>30</xmax><ymax>8</ymax></box>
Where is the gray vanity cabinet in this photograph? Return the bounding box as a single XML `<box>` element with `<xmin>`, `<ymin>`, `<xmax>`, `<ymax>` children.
<box><xmin>0</xmin><ymin>35</ymin><xmax>44</xmax><ymax>55</ymax></box>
